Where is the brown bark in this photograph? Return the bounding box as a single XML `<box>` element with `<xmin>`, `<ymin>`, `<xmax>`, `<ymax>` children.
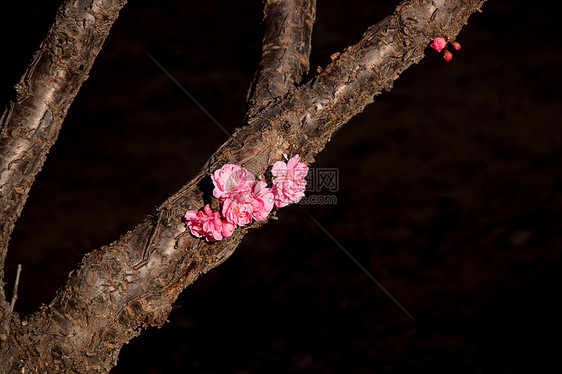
<box><xmin>0</xmin><ymin>0</ymin><xmax>128</xmax><ymax>329</ymax></box>
<box><xmin>0</xmin><ymin>0</ymin><xmax>487</xmax><ymax>372</ymax></box>
<box><xmin>246</xmin><ymin>0</ymin><xmax>317</xmax><ymax>118</ymax></box>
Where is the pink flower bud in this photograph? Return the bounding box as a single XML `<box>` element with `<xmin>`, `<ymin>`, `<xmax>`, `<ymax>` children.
<box><xmin>430</xmin><ymin>37</ymin><xmax>447</xmax><ymax>52</ymax></box>
<box><xmin>443</xmin><ymin>50</ymin><xmax>453</xmax><ymax>62</ymax></box>
<box><xmin>452</xmin><ymin>41</ymin><xmax>461</xmax><ymax>50</ymax></box>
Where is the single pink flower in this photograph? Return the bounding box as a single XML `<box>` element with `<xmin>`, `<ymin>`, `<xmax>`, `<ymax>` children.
<box><xmin>271</xmin><ymin>154</ymin><xmax>309</xmax><ymax>209</ymax></box>
<box><xmin>222</xmin><ymin>196</ymin><xmax>254</xmax><ymax>226</ymax></box>
<box><xmin>212</xmin><ymin>164</ymin><xmax>255</xmax><ymax>200</ymax></box>
<box><xmin>222</xmin><ymin>181</ymin><xmax>274</xmax><ymax>225</ymax></box>
<box><xmin>184</xmin><ymin>204</ymin><xmax>235</xmax><ymax>242</ymax></box>
<box><xmin>251</xmin><ymin>181</ymin><xmax>274</xmax><ymax>221</ymax></box>
<box><xmin>430</xmin><ymin>37</ymin><xmax>447</xmax><ymax>52</ymax></box>
<box><xmin>452</xmin><ymin>41</ymin><xmax>461</xmax><ymax>51</ymax></box>
<box><xmin>443</xmin><ymin>49</ymin><xmax>453</xmax><ymax>62</ymax></box>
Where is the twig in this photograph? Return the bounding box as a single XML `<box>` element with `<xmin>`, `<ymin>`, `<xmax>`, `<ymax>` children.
<box><xmin>10</xmin><ymin>264</ymin><xmax>21</xmax><ymax>312</ymax></box>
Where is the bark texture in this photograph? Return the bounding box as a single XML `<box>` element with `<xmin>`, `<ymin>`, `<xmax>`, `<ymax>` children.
<box><xmin>0</xmin><ymin>0</ymin><xmax>128</xmax><ymax>302</ymax></box>
<box><xmin>246</xmin><ymin>0</ymin><xmax>317</xmax><ymax>118</ymax></box>
<box><xmin>0</xmin><ymin>0</ymin><xmax>127</xmax><ymax>369</ymax></box>
<box><xmin>0</xmin><ymin>0</ymin><xmax>487</xmax><ymax>372</ymax></box>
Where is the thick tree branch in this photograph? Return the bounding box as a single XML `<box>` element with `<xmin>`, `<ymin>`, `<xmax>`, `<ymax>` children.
<box><xmin>246</xmin><ymin>0</ymin><xmax>316</xmax><ymax>118</ymax></box>
<box><xmin>2</xmin><ymin>0</ymin><xmax>486</xmax><ymax>372</ymax></box>
<box><xmin>0</xmin><ymin>0</ymin><xmax>127</xmax><ymax>308</ymax></box>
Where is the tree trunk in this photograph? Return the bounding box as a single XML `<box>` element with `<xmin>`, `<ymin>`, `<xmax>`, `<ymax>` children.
<box><xmin>0</xmin><ymin>0</ymin><xmax>487</xmax><ymax>372</ymax></box>
<box><xmin>0</xmin><ymin>0</ymin><xmax>128</xmax><ymax>336</ymax></box>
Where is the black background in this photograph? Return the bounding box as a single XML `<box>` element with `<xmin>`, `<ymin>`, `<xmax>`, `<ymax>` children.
<box><xmin>2</xmin><ymin>0</ymin><xmax>562</xmax><ymax>372</ymax></box>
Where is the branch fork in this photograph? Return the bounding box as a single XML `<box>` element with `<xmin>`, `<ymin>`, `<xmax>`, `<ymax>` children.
<box><xmin>0</xmin><ymin>0</ymin><xmax>487</xmax><ymax>372</ymax></box>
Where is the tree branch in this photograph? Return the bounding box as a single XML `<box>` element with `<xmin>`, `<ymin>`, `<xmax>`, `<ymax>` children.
<box><xmin>2</xmin><ymin>0</ymin><xmax>486</xmax><ymax>372</ymax></box>
<box><xmin>246</xmin><ymin>0</ymin><xmax>317</xmax><ymax>118</ymax></box>
<box><xmin>0</xmin><ymin>0</ymin><xmax>127</xmax><ymax>307</ymax></box>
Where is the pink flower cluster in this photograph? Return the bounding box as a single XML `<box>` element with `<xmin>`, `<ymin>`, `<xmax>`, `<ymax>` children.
<box><xmin>430</xmin><ymin>37</ymin><xmax>461</xmax><ymax>62</ymax></box>
<box><xmin>184</xmin><ymin>155</ymin><xmax>308</xmax><ymax>242</ymax></box>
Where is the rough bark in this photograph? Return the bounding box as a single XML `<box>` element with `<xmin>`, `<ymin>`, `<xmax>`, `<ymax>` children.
<box><xmin>0</xmin><ymin>0</ymin><xmax>128</xmax><ymax>308</ymax></box>
<box><xmin>246</xmin><ymin>0</ymin><xmax>317</xmax><ymax>118</ymax></box>
<box><xmin>0</xmin><ymin>0</ymin><xmax>487</xmax><ymax>372</ymax></box>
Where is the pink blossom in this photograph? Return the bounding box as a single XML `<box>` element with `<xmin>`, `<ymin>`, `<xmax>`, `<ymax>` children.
<box><xmin>271</xmin><ymin>154</ymin><xmax>309</xmax><ymax>209</ymax></box>
<box><xmin>452</xmin><ymin>41</ymin><xmax>461</xmax><ymax>50</ymax></box>
<box><xmin>222</xmin><ymin>182</ymin><xmax>274</xmax><ymax>225</ymax></box>
<box><xmin>430</xmin><ymin>37</ymin><xmax>447</xmax><ymax>52</ymax></box>
<box><xmin>212</xmin><ymin>164</ymin><xmax>255</xmax><ymax>200</ymax></box>
<box><xmin>184</xmin><ymin>204</ymin><xmax>235</xmax><ymax>242</ymax></box>
<box><xmin>222</xmin><ymin>195</ymin><xmax>255</xmax><ymax>226</ymax></box>
<box><xmin>251</xmin><ymin>181</ymin><xmax>274</xmax><ymax>221</ymax></box>
<box><xmin>220</xmin><ymin>219</ymin><xmax>236</xmax><ymax>238</ymax></box>
<box><xmin>443</xmin><ymin>49</ymin><xmax>453</xmax><ymax>62</ymax></box>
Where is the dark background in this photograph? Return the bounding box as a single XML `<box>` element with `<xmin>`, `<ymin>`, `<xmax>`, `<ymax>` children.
<box><xmin>2</xmin><ymin>0</ymin><xmax>562</xmax><ymax>372</ymax></box>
